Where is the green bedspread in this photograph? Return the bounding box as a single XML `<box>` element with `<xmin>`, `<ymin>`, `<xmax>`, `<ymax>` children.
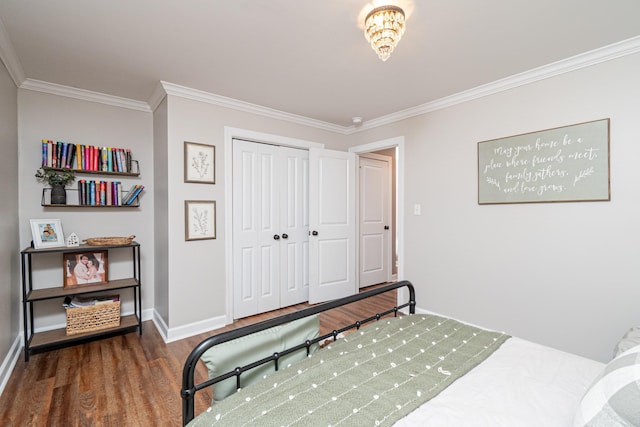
<box><xmin>189</xmin><ymin>314</ymin><xmax>509</xmax><ymax>427</ymax></box>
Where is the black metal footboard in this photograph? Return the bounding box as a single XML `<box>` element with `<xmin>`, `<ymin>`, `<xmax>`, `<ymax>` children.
<box><xmin>181</xmin><ymin>280</ymin><xmax>416</xmax><ymax>425</ymax></box>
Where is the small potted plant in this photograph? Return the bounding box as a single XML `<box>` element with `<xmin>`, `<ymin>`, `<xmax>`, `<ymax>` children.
<box><xmin>35</xmin><ymin>168</ymin><xmax>76</xmax><ymax>205</ymax></box>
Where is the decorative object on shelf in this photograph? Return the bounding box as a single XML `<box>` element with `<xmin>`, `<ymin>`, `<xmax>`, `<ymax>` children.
<box><xmin>65</xmin><ymin>299</ymin><xmax>121</xmax><ymax>336</ymax></box>
<box><xmin>184</xmin><ymin>141</ymin><xmax>215</xmax><ymax>184</ymax></box>
<box><xmin>63</xmin><ymin>250</ymin><xmax>108</xmax><ymax>288</ymax></box>
<box><xmin>364</xmin><ymin>4</ymin><xmax>406</xmax><ymax>61</ymax></box>
<box><xmin>29</xmin><ymin>218</ymin><xmax>66</xmax><ymax>249</ymax></box>
<box><xmin>185</xmin><ymin>200</ymin><xmax>216</xmax><ymax>241</ymax></box>
<box><xmin>83</xmin><ymin>235</ymin><xmax>135</xmax><ymax>246</ymax></box>
<box><xmin>66</xmin><ymin>232</ymin><xmax>80</xmax><ymax>247</ymax></box>
<box><xmin>35</xmin><ymin>167</ymin><xmax>76</xmax><ymax>204</ymax></box>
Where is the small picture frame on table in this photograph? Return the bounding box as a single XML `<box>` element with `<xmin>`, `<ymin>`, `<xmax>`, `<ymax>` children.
<box><xmin>63</xmin><ymin>250</ymin><xmax>108</xmax><ymax>288</ymax></box>
<box><xmin>185</xmin><ymin>200</ymin><xmax>216</xmax><ymax>241</ymax></box>
<box><xmin>184</xmin><ymin>141</ymin><xmax>215</xmax><ymax>184</ymax></box>
<box><xmin>30</xmin><ymin>219</ymin><xmax>65</xmax><ymax>249</ymax></box>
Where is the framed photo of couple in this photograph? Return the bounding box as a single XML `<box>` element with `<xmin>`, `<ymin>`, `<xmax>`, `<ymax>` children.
<box><xmin>63</xmin><ymin>251</ymin><xmax>108</xmax><ymax>288</ymax></box>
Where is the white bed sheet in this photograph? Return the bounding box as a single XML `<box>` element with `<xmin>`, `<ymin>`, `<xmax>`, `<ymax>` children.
<box><xmin>395</xmin><ymin>337</ymin><xmax>604</xmax><ymax>427</ymax></box>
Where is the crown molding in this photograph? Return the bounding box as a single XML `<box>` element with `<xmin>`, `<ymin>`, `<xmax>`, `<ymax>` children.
<box><xmin>0</xmin><ymin>17</ymin><xmax>25</xmax><ymax>87</ymax></box>
<box><xmin>4</xmin><ymin>32</ymin><xmax>639</xmax><ymax>131</ymax></box>
<box><xmin>158</xmin><ymin>81</ymin><xmax>347</xmax><ymax>134</ymax></box>
<box><xmin>19</xmin><ymin>78</ymin><xmax>151</xmax><ymax>112</ymax></box>
<box><xmin>356</xmin><ymin>35</ymin><xmax>640</xmax><ymax>132</ymax></box>
<box><xmin>148</xmin><ymin>81</ymin><xmax>168</xmax><ymax>112</ymax></box>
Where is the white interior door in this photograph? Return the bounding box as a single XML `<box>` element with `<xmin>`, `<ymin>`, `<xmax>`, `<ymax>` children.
<box><xmin>232</xmin><ymin>140</ymin><xmax>281</xmax><ymax>318</ymax></box>
<box><xmin>359</xmin><ymin>155</ymin><xmax>391</xmax><ymax>288</ymax></box>
<box><xmin>279</xmin><ymin>147</ymin><xmax>310</xmax><ymax>307</ymax></box>
<box><xmin>308</xmin><ymin>148</ymin><xmax>357</xmax><ymax>304</ymax></box>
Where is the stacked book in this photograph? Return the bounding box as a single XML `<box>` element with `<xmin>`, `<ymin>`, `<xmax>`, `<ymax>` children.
<box><xmin>41</xmin><ymin>139</ymin><xmax>134</xmax><ymax>173</ymax></box>
<box><xmin>77</xmin><ymin>181</ymin><xmax>144</xmax><ymax>206</ymax></box>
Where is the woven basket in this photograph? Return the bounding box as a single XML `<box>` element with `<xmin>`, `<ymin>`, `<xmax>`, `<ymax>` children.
<box><xmin>83</xmin><ymin>235</ymin><xmax>135</xmax><ymax>246</ymax></box>
<box><xmin>66</xmin><ymin>301</ymin><xmax>121</xmax><ymax>335</ymax></box>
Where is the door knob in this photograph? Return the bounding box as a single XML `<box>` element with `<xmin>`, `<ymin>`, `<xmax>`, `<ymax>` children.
<box><xmin>312</xmin><ymin>230</ymin><xmax>318</xmax><ymax>236</ymax></box>
<box><xmin>273</xmin><ymin>234</ymin><xmax>280</xmax><ymax>240</ymax></box>
<box><xmin>384</xmin><ymin>225</ymin><xmax>389</xmax><ymax>230</ymax></box>
<box><xmin>282</xmin><ymin>233</ymin><xmax>289</xmax><ymax>239</ymax></box>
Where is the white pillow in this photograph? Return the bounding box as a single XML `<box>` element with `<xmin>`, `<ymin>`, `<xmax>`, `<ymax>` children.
<box><xmin>574</xmin><ymin>343</ymin><xmax>640</xmax><ymax>426</ymax></box>
<box><xmin>613</xmin><ymin>326</ymin><xmax>640</xmax><ymax>358</ymax></box>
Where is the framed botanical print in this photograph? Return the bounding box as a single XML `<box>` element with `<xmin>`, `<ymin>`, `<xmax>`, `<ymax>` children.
<box><xmin>184</xmin><ymin>141</ymin><xmax>215</xmax><ymax>184</ymax></box>
<box><xmin>185</xmin><ymin>200</ymin><xmax>216</xmax><ymax>241</ymax></box>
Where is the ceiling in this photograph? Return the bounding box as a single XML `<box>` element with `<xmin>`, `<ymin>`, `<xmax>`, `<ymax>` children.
<box><xmin>1</xmin><ymin>1</ymin><xmax>640</xmax><ymax>129</ymax></box>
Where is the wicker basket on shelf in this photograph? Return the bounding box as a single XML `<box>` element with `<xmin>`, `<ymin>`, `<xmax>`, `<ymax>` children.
<box><xmin>83</xmin><ymin>235</ymin><xmax>135</xmax><ymax>246</ymax></box>
<box><xmin>66</xmin><ymin>301</ymin><xmax>121</xmax><ymax>335</ymax></box>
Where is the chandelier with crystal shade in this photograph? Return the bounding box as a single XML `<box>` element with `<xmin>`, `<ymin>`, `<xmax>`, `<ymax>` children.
<box><xmin>364</xmin><ymin>5</ymin><xmax>406</xmax><ymax>61</ymax></box>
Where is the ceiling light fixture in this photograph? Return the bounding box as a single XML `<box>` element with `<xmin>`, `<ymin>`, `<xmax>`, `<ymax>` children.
<box><xmin>364</xmin><ymin>5</ymin><xmax>406</xmax><ymax>61</ymax></box>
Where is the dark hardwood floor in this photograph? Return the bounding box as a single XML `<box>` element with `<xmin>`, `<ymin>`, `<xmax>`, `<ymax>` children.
<box><xmin>0</xmin><ymin>286</ymin><xmax>398</xmax><ymax>427</ymax></box>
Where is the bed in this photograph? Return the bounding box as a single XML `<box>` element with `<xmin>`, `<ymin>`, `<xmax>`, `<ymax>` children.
<box><xmin>181</xmin><ymin>281</ymin><xmax>640</xmax><ymax>426</ymax></box>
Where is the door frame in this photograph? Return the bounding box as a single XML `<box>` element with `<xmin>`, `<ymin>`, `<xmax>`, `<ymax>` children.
<box><xmin>358</xmin><ymin>152</ymin><xmax>393</xmax><ymax>288</ymax></box>
<box><xmin>349</xmin><ymin>136</ymin><xmax>405</xmax><ymax>303</ymax></box>
<box><xmin>224</xmin><ymin>128</ymin><xmax>406</xmax><ymax>322</ymax></box>
<box><xmin>224</xmin><ymin>127</ymin><xmax>324</xmax><ymax>323</ymax></box>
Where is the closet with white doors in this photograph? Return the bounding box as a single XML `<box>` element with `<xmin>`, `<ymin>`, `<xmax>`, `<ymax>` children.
<box><xmin>232</xmin><ymin>138</ymin><xmax>357</xmax><ymax>319</ymax></box>
<box><xmin>232</xmin><ymin>139</ymin><xmax>309</xmax><ymax>318</ymax></box>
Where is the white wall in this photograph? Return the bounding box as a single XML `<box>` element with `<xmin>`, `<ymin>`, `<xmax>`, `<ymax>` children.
<box><xmin>348</xmin><ymin>53</ymin><xmax>640</xmax><ymax>362</ymax></box>
<box><xmin>17</xmin><ymin>90</ymin><xmax>154</xmax><ymax>327</ymax></box>
<box><xmin>0</xmin><ymin>55</ymin><xmax>19</xmax><ymax>394</ymax></box>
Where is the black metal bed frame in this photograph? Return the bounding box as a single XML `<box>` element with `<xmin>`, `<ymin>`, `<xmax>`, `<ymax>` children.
<box><xmin>180</xmin><ymin>280</ymin><xmax>416</xmax><ymax>425</ymax></box>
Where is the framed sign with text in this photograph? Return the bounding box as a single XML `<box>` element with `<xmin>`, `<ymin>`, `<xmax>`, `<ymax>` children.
<box><xmin>478</xmin><ymin>119</ymin><xmax>610</xmax><ymax>204</ymax></box>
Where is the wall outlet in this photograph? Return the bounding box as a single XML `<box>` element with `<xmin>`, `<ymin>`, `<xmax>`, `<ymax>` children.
<box><xmin>414</xmin><ymin>204</ymin><xmax>421</xmax><ymax>215</ymax></box>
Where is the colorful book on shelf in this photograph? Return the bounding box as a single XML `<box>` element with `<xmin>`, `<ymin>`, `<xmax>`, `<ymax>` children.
<box><xmin>84</xmin><ymin>145</ymin><xmax>90</xmax><ymax>170</ymax></box>
<box><xmin>107</xmin><ymin>147</ymin><xmax>113</xmax><ymax>172</ymax></box>
<box><xmin>126</xmin><ymin>149</ymin><xmax>132</xmax><ymax>172</ymax></box>
<box><xmin>66</xmin><ymin>143</ymin><xmax>76</xmax><ymax>169</ymax></box>
<box><xmin>56</xmin><ymin>142</ymin><xmax>63</xmax><ymax>168</ymax></box>
<box><xmin>76</xmin><ymin>144</ymin><xmax>82</xmax><ymax>169</ymax></box>
<box><xmin>106</xmin><ymin>181</ymin><xmax>112</xmax><ymax>205</ymax></box>
<box><xmin>41</xmin><ymin>139</ymin><xmax>48</xmax><ymax>166</ymax></box>
<box><xmin>93</xmin><ymin>146</ymin><xmax>99</xmax><ymax>171</ymax></box>
<box><xmin>89</xmin><ymin>180</ymin><xmax>96</xmax><ymax>206</ymax></box>
<box><xmin>115</xmin><ymin>148</ymin><xmax>123</xmax><ymax>172</ymax></box>
<box><xmin>51</xmin><ymin>142</ymin><xmax>57</xmax><ymax>168</ymax></box>
<box><xmin>78</xmin><ymin>179</ymin><xmax>86</xmax><ymax>205</ymax></box>
<box><xmin>113</xmin><ymin>181</ymin><xmax>121</xmax><ymax>205</ymax></box>
<box><xmin>125</xmin><ymin>185</ymin><xmax>144</xmax><ymax>205</ymax></box>
<box><xmin>47</xmin><ymin>141</ymin><xmax>53</xmax><ymax>167</ymax></box>
<box><xmin>101</xmin><ymin>147</ymin><xmax>108</xmax><ymax>171</ymax></box>
<box><xmin>99</xmin><ymin>181</ymin><xmax>106</xmax><ymax>205</ymax></box>
<box><xmin>60</xmin><ymin>142</ymin><xmax>68</xmax><ymax>169</ymax></box>
<box><xmin>122</xmin><ymin>184</ymin><xmax>139</xmax><ymax>205</ymax></box>
<box><xmin>121</xmin><ymin>184</ymin><xmax>143</xmax><ymax>205</ymax></box>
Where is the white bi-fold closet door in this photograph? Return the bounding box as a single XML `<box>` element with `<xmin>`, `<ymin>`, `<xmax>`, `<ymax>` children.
<box><xmin>232</xmin><ymin>139</ymin><xmax>356</xmax><ymax>319</ymax></box>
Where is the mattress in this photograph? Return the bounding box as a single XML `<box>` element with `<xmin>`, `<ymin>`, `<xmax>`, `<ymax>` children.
<box><xmin>396</xmin><ymin>336</ymin><xmax>605</xmax><ymax>426</ymax></box>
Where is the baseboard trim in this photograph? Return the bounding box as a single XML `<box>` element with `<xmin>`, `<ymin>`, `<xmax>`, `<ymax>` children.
<box><xmin>153</xmin><ymin>310</ymin><xmax>227</xmax><ymax>343</ymax></box>
<box><xmin>0</xmin><ymin>335</ymin><xmax>23</xmax><ymax>398</ymax></box>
